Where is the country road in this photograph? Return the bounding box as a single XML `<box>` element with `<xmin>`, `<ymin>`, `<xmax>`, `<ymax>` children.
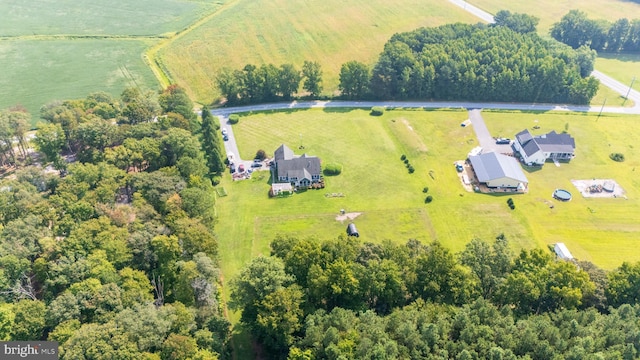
<box><xmin>213</xmin><ymin>0</ymin><xmax>640</xmax><ymax>161</ymax></box>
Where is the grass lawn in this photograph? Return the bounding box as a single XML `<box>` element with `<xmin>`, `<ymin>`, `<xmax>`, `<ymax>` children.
<box><xmin>0</xmin><ymin>39</ymin><xmax>159</xmax><ymax>126</ymax></box>
<box><xmin>159</xmin><ymin>0</ymin><xmax>482</xmax><ymax>104</ymax></box>
<box><xmin>217</xmin><ymin>107</ymin><xmax>640</xmax><ymax>359</ymax></box>
<box><xmin>0</xmin><ymin>0</ymin><xmax>215</xmax><ymax>36</ymax></box>
<box><xmin>597</xmin><ymin>54</ymin><xmax>640</xmax><ymax>94</ymax></box>
<box><xmin>215</xmin><ymin>108</ymin><xmax>640</xmax><ymax>290</ymax></box>
<box><xmin>467</xmin><ymin>0</ymin><xmax>640</xmax><ymax>34</ymax></box>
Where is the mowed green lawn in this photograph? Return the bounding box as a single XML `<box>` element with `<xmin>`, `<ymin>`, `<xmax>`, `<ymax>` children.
<box><xmin>0</xmin><ymin>40</ymin><xmax>159</xmax><ymax>126</ymax></box>
<box><xmin>0</xmin><ymin>0</ymin><xmax>214</xmax><ymax>36</ymax></box>
<box><xmin>160</xmin><ymin>0</ymin><xmax>481</xmax><ymax>104</ymax></box>
<box><xmin>215</xmin><ymin>107</ymin><xmax>640</xmax><ymax>292</ymax></box>
<box><xmin>468</xmin><ymin>0</ymin><xmax>640</xmax><ymax>34</ymax></box>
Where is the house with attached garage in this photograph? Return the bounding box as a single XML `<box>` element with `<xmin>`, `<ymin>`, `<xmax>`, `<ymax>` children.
<box><xmin>513</xmin><ymin>129</ymin><xmax>575</xmax><ymax>166</ymax></box>
<box><xmin>273</xmin><ymin>144</ymin><xmax>321</xmax><ymax>187</ymax></box>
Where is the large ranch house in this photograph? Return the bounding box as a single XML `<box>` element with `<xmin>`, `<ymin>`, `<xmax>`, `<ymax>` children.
<box><xmin>273</xmin><ymin>144</ymin><xmax>322</xmax><ymax>187</ymax></box>
<box><xmin>513</xmin><ymin>129</ymin><xmax>575</xmax><ymax>166</ymax></box>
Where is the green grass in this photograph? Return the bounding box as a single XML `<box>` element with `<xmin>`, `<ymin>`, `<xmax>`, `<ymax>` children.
<box><xmin>597</xmin><ymin>54</ymin><xmax>640</xmax><ymax>94</ymax></box>
<box><xmin>0</xmin><ymin>39</ymin><xmax>159</xmax><ymax>126</ymax></box>
<box><xmin>0</xmin><ymin>0</ymin><xmax>215</xmax><ymax>36</ymax></box>
<box><xmin>215</xmin><ymin>108</ymin><xmax>640</xmax><ymax>300</ymax></box>
<box><xmin>159</xmin><ymin>0</ymin><xmax>482</xmax><ymax>104</ymax></box>
<box><xmin>467</xmin><ymin>0</ymin><xmax>640</xmax><ymax>34</ymax></box>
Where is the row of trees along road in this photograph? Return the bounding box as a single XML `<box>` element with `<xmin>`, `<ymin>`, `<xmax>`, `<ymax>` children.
<box><xmin>0</xmin><ymin>86</ymin><xmax>230</xmax><ymax>359</ymax></box>
<box><xmin>231</xmin><ymin>235</ymin><xmax>640</xmax><ymax>359</ymax></box>
<box><xmin>216</xmin><ymin>61</ymin><xmax>323</xmax><ymax>106</ymax></box>
<box><xmin>217</xmin><ymin>20</ymin><xmax>599</xmax><ymax>105</ymax></box>
<box><xmin>551</xmin><ymin>10</ymin><xmax>640</xmax><ymax>52</ymax></box>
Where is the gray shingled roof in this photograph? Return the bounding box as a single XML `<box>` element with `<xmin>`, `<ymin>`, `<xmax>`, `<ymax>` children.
<box><xmin>535</xmin><ymin>131</ymin><xmax>575</xmax><ymax>153</ymax></box>
<box><xmin>275</xmin><ymin>148</ymin><xmax>321</xmax><ymax>181</ymax></box>
<box><xmin>469</xmin><ymin>152</ymin><xmax>528</xmax><ymax>184</ymax></box>
<box><xmin>274</xmin><ymin>144</ymin><xmax>295</xmax><ymax>161</ymax></box>
<box><xmin>516</xmin><ymin>129</ymin><xmax>575</xmax><ymax>156</ymax></box>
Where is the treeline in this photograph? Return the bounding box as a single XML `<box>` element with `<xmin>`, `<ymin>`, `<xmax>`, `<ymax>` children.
<box><xmin>369</xmin><ymin>23</ymin><xmax>598</xmax><ymax>104</ymax></box>
<box><xmin>551</xmin><ymin>10</ymin><xmax>640</xmax><ymax>52</ymax></box>
<box><xmin>0</xmin><ymin>87</ymin><xmax>229</xmax><ymax>359</ymax></box>
<box><xmin>230</xmin><ymin>235</ymin><xmax>640</xmax><ymax>359</ymax></box>
<box><xmin>216</xmin><ymin>61</ymin><xmax>323</xmax><ymax>106</ymax></box>
<box><xmin>217</xmin><ymin>22</ymin><xmax>599</xmax><ymax>105</ymax></box>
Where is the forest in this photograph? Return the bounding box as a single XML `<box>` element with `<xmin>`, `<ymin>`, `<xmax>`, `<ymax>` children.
<box><xmin>231</xmin><ymin>235</ymin><xmax>640</xmax><ymax>359</ymax></box>
<box><xmin>551</xmin><ymin>10</ymin><xmax>640</xmax><ymax>52</ymax></box>
<box><xmin>0</xmin><ymin>87</ymin><xmax>228</xmax><ymax>359</ymax></box>
<box><xmin>216</xmin><ymin>22</ymin><xmax>600</xmax><ymax>105</ymax></box>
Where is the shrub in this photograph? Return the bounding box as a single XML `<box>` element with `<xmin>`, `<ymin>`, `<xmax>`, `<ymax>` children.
<box><xmin>509</xmin><ymin>204</ymin><xmax>515</xmax><ymax>210</ymax></box>
<box><xmin>228</xmin><ymin>114</ymin><xmax>240</xmax><ymax>124</ymax></box>
<box><xmin>255</xmin><ymin>149</ymin><xmax>267</xmax><ymax>160</ymax></box>
<box><xmin>507</xmin><ymin>198</ymin><xmax>514</xmax><ymax>205</ymax></box>
<box><xmin>425</xmin><ymin>195</ymin><xmax>433</xmax><ymax>203</ymax></box>
<box><xmin>404</xmin><ymin>159</ymin><xmax>409</xmax><ymax>165</ymax></box>
<box><xmin>423</xmin><ymin>187</ymin><xmax>429</xmax><ymax>193</ymax></box>
<box><xmin>400</xmin><ymin>154</ymin><xmax>406</xmax><ymax>161</ymax></box>
<box><xmin>610</xmin><ymin>153</ymin><xmax>625</xmax><ymax>162</ymax></box>
<box><xmin>370</xmin><ymin>106</ymin><xmax>384</xmax><ymax>116</ymax></box>
<box><xmin>408</xmin><ymin>166</ymin><xmax>415</xmax><ymax>174</ymax></box>
<box><xmin>323</xmin><ymin>163</ymin><xmax>342</xmax><ymax>176</ymax></box>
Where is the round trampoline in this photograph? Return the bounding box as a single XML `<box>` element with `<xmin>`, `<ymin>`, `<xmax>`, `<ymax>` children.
<box><xmin>553</xmin><ymin>189</ymin><xmax>572</xmax><ymax>201</ymax></box>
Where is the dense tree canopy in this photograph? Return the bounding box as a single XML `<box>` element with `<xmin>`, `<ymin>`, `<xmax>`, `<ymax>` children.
<box><xmin>228</xmin><ymin>235</ymin><xmax>640</xmax><ymax>359</ymax></box>
<box><xmin>551</xmin><ymin>10</ymin><xmax>640</xmax><ymax>52</ymax></box>
<box><xmin>370</xmin><ymin>23</ymin><xmax>598</xmax><ymax>104</ymax></box>
<box><xmin>0</xmin><ymin>87</ymin><xmax>229</xmax><ymax>359</ymax></box>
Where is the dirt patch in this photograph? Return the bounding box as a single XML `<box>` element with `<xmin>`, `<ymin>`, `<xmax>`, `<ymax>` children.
<box><xmin>336</xmin><ymin>212</ymin><xmax>362</xmax><ymax>222</ymax></box>
<box><xmin>571</xmin><ymin>179</ymin><xmax>626</xmax><ymax>199</ymax></box>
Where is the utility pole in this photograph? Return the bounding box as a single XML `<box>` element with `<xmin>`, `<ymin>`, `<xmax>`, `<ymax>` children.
<box><xmin>622</xmin><ymin>76</ymin><xmax>636</xmax><ymax>106</ymax></box>
<box><xmin>597</xmin><ymin>98</ymin><xmax>606</xmax><ymax>121</ymax></box>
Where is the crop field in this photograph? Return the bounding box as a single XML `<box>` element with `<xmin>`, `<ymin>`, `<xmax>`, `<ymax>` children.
<box><xmin>0</xmin><ymin>0</ymin><xmax>219</xmax><ymax>125</ymax></box>
<box><xmin>0</xmin><ymin>0</ymin><xmax>215</xmax><ymax>36</ymax></box>
<box><xmin>467</xmin><ymin>0</ymin><xmax>640</xmax><ymax>34</ymax></box>
<box><xmin>215</xmin><ymin>108</ymin><xmax>640</xmax><ymax>295</ymax></box>
<box><xmin>0</xmin><ymin>40</ymin><xmax>158</xmax><ymax>126</ymax></box>
<box><xmin>159</xmin><ymin>0</ymin><xmax>481</xmax><ymax>104</ymax></box>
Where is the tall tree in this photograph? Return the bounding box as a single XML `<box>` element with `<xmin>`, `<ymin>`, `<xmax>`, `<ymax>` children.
<box><xmin>493</xmin><ymin>10</ymin><xmax>539</xmax><ymax>33</ymax></box>
<box><xmin>278</xmin><ymin>64</ymin><xmax>302</xmax><ymax>100</ymax></box>
<box><xmin>301</xmin><ymin>61</ymin><xmax>323</xmax><ymax>97</ymax></box>
<box><xmin>339</xmin><ymin>61</ymin><xmax>371</xmax><ymax>99</ymax></box>
<box><xmin>200</xmin><ymin>106</ymin><xmax>225</xmax><ymax>177</ymax></box>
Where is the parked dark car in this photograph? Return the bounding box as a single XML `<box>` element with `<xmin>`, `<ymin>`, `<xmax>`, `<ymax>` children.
<box><xmin>251</xmin><ymin>162</ymin><xmax>262</xmax><ymax>168</ymax></box>
<box><xmin>223</xmin><ymin>134</ymin><xmax>229</xmax><ymax>141</ymax></box>
<box><xmin>230</xmin><ymin>165</ymin><xmax>236</xmax><ymax>173</ymax></box>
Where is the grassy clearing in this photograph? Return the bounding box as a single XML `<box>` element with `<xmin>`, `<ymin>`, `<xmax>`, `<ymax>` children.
<box><xmin>0</xmin><ymin>39</ymin><xmax>159</xmax><ymax>126</ymax></box>
<box><xmin>0</xmin><ymin>0</ymin><xmax>215</xmax><ymax>37</ymax></box>
<box><xmin>218</xmin><ymin>107</ymin><xmax>640</xmax><ymax>359</ymax></box>
<box><xmin>467</xmin><ymin>0</ymin><xmax>640</xmax><ymax>34</ymax></box>
<box><xmin>483</xmin><ymin>109</ymin><xmax>640</xmax><ymax>269</ymax></box>
<box><xmin>597</xmin><ymin>54</ymin><xmax>640</xmax><ymax>93</ymax></box>
<box><xmin>160</xmin><ymin>0</ymin><xmax>481</xmax><ymax>104</ymax></box>
<box><xmin>215</xmin><ymin>108</ymin><xmax>640</xmax><ymax>296</ymax></box>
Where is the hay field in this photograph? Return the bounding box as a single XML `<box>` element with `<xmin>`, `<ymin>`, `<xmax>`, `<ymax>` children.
<box><xmin>159</xmin><ymin>0</ymin><xmax>481</xmax><ymax>104</ymax></box>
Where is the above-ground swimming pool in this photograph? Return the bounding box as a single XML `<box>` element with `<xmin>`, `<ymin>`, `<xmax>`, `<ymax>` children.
<box><xmin>553</xmin><ymin>189</ymin><xmax>572</xmax><ymax>201</ymax></box>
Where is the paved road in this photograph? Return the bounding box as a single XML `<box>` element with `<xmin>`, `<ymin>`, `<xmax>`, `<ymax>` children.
<box><xmin>447</xmin><ymin>0</ymin><xmax>495</xmax><ymax>24</ymax></box>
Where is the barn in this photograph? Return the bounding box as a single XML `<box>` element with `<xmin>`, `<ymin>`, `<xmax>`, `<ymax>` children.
<box><xmin>469</xmin><ymin>152</ymin><xmax>528</xmax><ymax>190</ymax></box>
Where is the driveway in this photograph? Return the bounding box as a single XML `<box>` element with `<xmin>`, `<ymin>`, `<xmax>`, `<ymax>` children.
<box><xmin>467</xmin><ymin>109</ymin><xmax>513</xmax><ymax>154</ymax></box>
<box><xmin>217</xmin><ymin>115</ymin><xmax>254</xmax><ymax>171</ymax></box>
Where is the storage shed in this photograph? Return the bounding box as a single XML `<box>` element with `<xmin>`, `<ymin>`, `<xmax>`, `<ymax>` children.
<box><xmin>554</xmin><ymin>243</ymin><xmax>574</xmax><ymax>261</ymax></box>
<box><xmin>346</xmin><ymin>223</ymin><xmax>359</xmax><ymax>237</ymax></box>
